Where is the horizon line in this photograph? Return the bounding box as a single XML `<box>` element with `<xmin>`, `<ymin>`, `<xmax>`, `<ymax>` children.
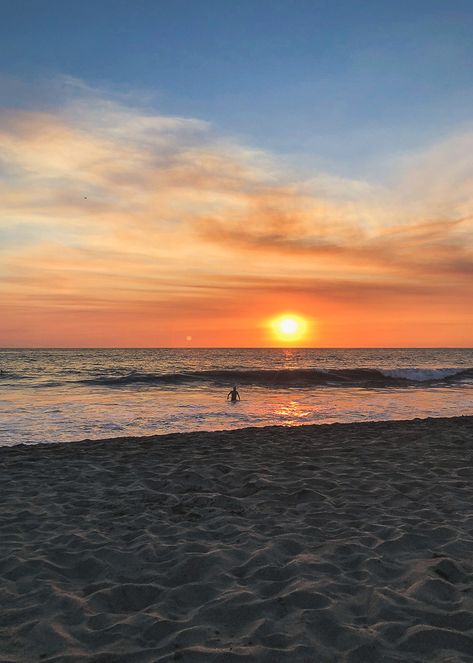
<box><xmin>1</xmin><ymin>346</ymin><xmax>473</xmax><ymax>351</ymax></box>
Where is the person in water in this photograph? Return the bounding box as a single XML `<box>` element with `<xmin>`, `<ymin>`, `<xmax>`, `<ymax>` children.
<box><xmin>227</xmin><ymin>385</ymin><xmax>240</xmax><ymax>402</ymax></box>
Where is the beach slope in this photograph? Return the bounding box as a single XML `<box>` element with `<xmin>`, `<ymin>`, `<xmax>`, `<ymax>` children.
<box><xmin>1</xmin><ymin>416</ymin><xmax>473</xmax><ymax>661</ymax></box>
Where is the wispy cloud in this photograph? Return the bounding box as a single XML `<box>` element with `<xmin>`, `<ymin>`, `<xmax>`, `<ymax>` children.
<box><xmin>1</xmin><ymin>80</ymin><xmax>472</xmax><ymax>345</ymax></box>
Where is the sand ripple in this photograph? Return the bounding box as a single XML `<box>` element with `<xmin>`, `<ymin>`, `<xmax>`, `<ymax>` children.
<box><xmin>1</xmin><ymin>416</ymin><xmax>473</xmax><ymax>661</ymax></box>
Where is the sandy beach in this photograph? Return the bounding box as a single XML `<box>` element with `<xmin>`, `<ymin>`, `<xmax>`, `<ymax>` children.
<box><xmin>1</xmin><ymin>416</ymin><xmax>473</xmax><ymax>662</ymax></box>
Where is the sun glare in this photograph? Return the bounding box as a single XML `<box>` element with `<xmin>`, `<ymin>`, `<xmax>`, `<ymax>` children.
<box><xmin>271</xmin><ymin>314</ymin><xmax>308</xmax><ymax>343</ymax></box>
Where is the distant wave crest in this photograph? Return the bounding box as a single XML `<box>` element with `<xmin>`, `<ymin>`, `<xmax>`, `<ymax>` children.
<box><xmin>79</xmin><ymin>367</ymin><xmax>473</xmax><ymax>388</ymax></box>
<box><xmin>0</xmin><ymin>370</ymin><xmax>24</xmax><ymax>381</ymax></box>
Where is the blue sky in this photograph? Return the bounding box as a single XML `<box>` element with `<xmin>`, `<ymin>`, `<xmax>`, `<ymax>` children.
<box><xmin>2</xmin><ymin>0</ymin><xmax>473</xmax><ymax>177</ymax></box>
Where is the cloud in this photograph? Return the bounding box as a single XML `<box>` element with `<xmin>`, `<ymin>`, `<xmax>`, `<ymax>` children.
<box><xmin>1</xmin><ymin>80</ymin><xmax>472</xmax><ymax>345</ymax></box>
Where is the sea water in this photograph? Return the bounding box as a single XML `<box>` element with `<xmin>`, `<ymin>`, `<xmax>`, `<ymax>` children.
<box><xmin>1</xmin><ymin>348</ymin><xmax>473</xmax><ymax>446</ymax></box>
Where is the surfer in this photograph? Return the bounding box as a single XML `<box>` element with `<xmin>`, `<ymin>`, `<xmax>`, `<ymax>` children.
<box><xmin>227</xmin><ymin>385</ymin><xmax>240</xmax><ymax>402</ymax></box>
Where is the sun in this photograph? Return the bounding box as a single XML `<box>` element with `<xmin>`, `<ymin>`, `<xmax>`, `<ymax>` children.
<box><xmin>271</xmin><ymin>314</ymin><xmax>308</xmax><ymax>343</ymax></box>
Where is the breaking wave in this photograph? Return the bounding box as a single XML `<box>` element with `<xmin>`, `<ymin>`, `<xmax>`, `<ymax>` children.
<box><xmin>79</xmin><ymin>367</ymin><xmax>473</xmax><ymax>388</ymax></box>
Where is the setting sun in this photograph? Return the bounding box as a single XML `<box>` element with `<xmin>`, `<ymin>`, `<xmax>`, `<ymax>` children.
<box><xmin>271</xmin><ymin>314</ymin><xmax>309</xmax><ymax>343</ymax></box>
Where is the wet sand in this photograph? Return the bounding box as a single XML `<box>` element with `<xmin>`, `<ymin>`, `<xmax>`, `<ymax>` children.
<box><xmin>1</xmin><ymin>416</ymin><xmax>473</xmax><ymax>662</ymax></box>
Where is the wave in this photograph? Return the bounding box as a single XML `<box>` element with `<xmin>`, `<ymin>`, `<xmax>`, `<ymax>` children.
<box><xmin>379</xmin><ymin>367</ymin><xmax>469</xmax><ymax>382</ymax></box>
<box><xmin>0</xmin><ymin>370</ymin><xmax>25</xmax><ymax>381</ymax></box>
<box><xmin>79</xmin><ymin>367</ymin><xmax>473</xmax><ymax>389</ymax></box>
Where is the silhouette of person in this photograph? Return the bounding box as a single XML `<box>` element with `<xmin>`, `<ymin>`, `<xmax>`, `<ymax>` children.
<box><xmin>227</xmin><ymin>385</ymin><xmax>240</xmax><ymax>402</ymax></box>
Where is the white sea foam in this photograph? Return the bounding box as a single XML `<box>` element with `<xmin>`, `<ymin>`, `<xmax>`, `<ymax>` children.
<box><xmin>380</xmin><ymin>367</ymin><xmax>467</xmax><ymax>382</ymax></box>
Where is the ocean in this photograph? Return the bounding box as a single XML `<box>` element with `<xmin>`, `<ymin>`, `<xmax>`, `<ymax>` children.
<box><xmin>1</xmin><ymin>348</ymin><xmax>473</xmax><ymax>446</ymax></box>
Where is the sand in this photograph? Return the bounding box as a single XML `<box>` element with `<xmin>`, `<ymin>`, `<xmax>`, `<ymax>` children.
<box><xmin>1</xmin><ymin>416</ymin><xmax>473</xmax><ymax>662</ymax></box>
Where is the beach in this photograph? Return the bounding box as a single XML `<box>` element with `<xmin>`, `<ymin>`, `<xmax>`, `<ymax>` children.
<box><xmin>2</xmin><ymin>416</ymin><xmax>473</xmax><ymax>662</ymax></box>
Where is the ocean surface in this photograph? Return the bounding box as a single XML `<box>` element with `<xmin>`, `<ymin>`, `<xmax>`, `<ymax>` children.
<box><xmin>1</xmin><ymin>348</ymin><xmax>473</xmax><ymax>446</ymax></box>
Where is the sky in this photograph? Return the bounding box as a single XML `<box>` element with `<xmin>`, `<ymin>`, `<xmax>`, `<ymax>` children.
<box><xmin>1</xmin><ymin>0</ymin><xmax>473</xmax><ymax>347</ymax></box>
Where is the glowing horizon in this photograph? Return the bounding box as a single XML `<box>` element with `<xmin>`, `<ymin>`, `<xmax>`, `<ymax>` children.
<box><xmin>1</xmin><ymin>85</ymin><xmax>472</xmax><ymax>348</ymax></box>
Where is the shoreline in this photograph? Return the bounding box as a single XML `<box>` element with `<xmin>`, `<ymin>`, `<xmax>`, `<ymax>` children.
<box><xmin>2</xmin><ymin>415</ymin><xmax>473</xmax><ymax>661</ymax></box>
<box><xmin>3</xmin><ymin>413</ymin><xmax>473</xmax><ymax>452</ymax></box>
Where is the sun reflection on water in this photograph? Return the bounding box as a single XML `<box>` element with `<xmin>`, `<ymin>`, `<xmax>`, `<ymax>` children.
<box><xmin>275</xmin><ymin>399</ymin><xmax>311</xmax><ymax>425</ymax></box>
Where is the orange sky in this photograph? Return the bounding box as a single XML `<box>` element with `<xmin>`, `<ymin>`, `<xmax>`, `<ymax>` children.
<box><xmin>1</xmin><ymin>91</ymin><xmax>473</xmax><ymax>347</ymax></box>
